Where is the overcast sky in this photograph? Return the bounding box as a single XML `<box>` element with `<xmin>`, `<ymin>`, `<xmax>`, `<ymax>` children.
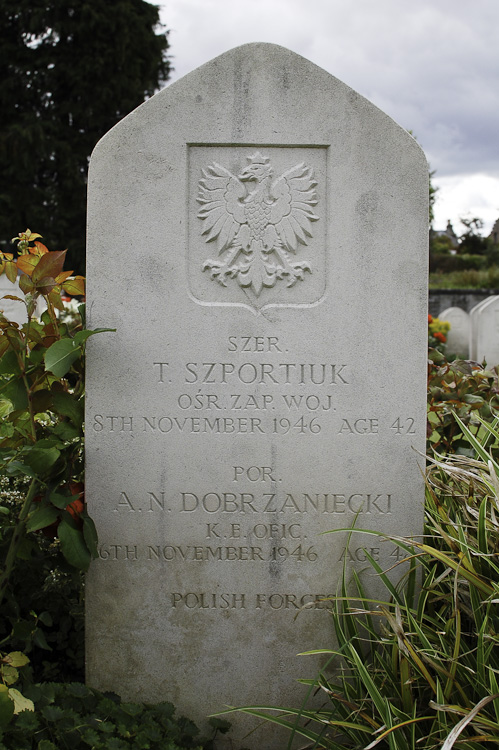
<box><xmin>156</xmin><ymin>0</ymin><xmax>499</xmax><ymax>235</ymax></box>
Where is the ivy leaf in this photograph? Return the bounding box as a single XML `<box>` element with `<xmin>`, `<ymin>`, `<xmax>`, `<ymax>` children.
<box><xmin>58</xmin><ymin>518</ymin><xmax>91</xmax><ymax>571</ymax></box>
<box><xmin>44</xmin><ymin>339</ymin><xmax>81</xmax><ymax>377</ymax></box>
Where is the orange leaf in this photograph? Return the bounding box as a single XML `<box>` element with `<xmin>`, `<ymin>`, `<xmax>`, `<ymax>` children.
<box><xmin>62</xmin><ymin>276</ymin><xmax>85</xmax><ymax>296</ymax></box>
<box><xmin>19</xmin><ymin>274</ymin><xmax>35</xmax><ymax>294</ymax></box>
<box><xmin>54</xmin><ymin>270</ymin><xmax>74</xmax><ymax>284</ymax></box>
<box><xmin>32</xmin><ymin>250</ymin><xmax>67</xmax><ymax>284</ymax></box>
<box><xmin>17</xmin><ymin>254</ymin><xmax>39</xmax><ymax>277</ymax></box>
<box><xmin>5</xmin><ymin>261</ymin><xmax>18</xmax><ymax>283</ymax></box>
<box><xmin>33</xmin><ymin>241</ymin><xmax>49</xmax><ymax>255</ymax></box>
<box><xmin>48</xmin><ymin>288</ymin><xmax>64</xmax><ymax>311</ymax></box>
<box><xmin>35</xmin><ymin>277</ymin><xmax>57</xmax><ymax>296</ymax></box>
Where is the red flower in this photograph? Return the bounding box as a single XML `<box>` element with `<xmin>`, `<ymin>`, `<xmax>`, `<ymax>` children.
<box><xmin>434</xmin><ymin>331</ymin><xmax>446</xmax><ymax>343</ymax></box>
<box><xmin>428</xmin><ymin>314</ymin><xmax>433</xmax><ymax>324</ymax></box>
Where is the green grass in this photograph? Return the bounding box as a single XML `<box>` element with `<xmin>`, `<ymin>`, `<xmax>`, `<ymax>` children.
<box><xmin>430</xmin><ymin>265</ymin><xmax>499</xmax><ymax>289</ymax></box>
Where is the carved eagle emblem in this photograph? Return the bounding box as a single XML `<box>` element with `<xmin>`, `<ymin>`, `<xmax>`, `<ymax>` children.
<box><xmin>197</xmin><ymin>152</ymin><xmax>319</xmax><ymax>297</ymax></box>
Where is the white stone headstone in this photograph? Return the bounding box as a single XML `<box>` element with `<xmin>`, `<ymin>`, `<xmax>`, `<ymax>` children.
<box><xmin>475</xmin><ymin>296</ymin><xmax>499</xmax><ymax>365</ymax></box>
<box><xmin>85</xmin><ymin>44</ymin><xmax>428</xmax><ymax>748</ymax></box>
<box><xmin>439</xmin><ymin>307</ymin><xmax>470</xmax><ymax>358</ymax></box>
<box><xmin>470</xmin><ymin>296</ymin><xmax>499</xmax><ymax>361</ymax></box>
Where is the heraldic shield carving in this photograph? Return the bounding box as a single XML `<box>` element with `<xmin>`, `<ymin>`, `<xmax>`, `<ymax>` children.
<box><xmin>188</xmin><ymin>146</ymin><xmax>327</xmax><ymax>312</ymax></box>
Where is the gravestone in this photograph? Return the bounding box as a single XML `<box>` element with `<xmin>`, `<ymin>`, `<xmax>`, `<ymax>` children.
<box><xmin>439</xmin><ymin>307</ymin><xmax>470</xmax><ymax>358</ymax></box>
<box><xmin>470</xmin><ymin>296</ymin><xmax>499</xmax><ymax>361</ymax></box>
<box><xmin>85</xmin><ymin>43</ymin><xmax>428</xmax><ymax>748</ymax></box>
<box><xmin>475</xmin><ymin>296</ymin><xmax>499</xmax><ymax>365</ymax></box>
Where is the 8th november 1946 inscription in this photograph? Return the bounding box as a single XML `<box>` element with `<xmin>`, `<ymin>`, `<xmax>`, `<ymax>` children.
<box><xmin>86</xmin><ymin>43</ymin><xmax>428</xmax><ymax>749</ymax></box>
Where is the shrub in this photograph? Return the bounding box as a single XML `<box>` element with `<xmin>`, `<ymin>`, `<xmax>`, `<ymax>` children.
<box><xmin>427</xmin><ymin>350</ymin><xmax>499</xmax><ymax>458</ymax></box>
<box><xmin>428</xmin><ymin>315</ymin><xmax>450</xmax><ymax>354</ymax></box>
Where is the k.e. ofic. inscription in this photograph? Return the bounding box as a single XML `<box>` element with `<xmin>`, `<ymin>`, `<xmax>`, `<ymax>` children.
<box><xmin>198</xmin><ymin>151</ymin><xmax>318</xmax><ymax>297</ymax></box>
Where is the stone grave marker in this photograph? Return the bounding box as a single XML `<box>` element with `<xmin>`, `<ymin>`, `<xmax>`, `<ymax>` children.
<box><xmin>470</xmin><ymin>296</ymin><xmax>499</xmax><ymax>361</ymax></box>
<box><xmin>475</xmin><ymin>296</ymin><xmax>499</xmax><ymax>365</ymax></box>
<box><xmin>85</xmin><ymin>43</ymin><xmax>428</xmax><ymax>748</ymax></box>
<box><xmin>439</xmin><ymin>306</ymin><xmax>470</xmax><ymax>358</ymax></box>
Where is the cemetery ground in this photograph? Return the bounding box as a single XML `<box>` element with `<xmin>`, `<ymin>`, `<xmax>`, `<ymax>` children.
<box><xmin>0</xmin><ymin>233</ymin><xmax>498</xmax><ymax>748</ymax></box>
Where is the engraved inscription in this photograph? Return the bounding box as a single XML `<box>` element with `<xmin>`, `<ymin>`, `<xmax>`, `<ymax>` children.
<box><xmin>197</xmin><ymin>152</ymin><xmax>318</xmax><ymax>296</ymax></box>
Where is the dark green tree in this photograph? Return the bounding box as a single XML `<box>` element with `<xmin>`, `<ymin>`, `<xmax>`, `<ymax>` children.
<box><xmin>458</xmin><ymin>216</ymin><xmax>491</xmax><ymax>255</ymax></box>
<box><xmin>0</xmin><ymin>0</ymin><xmax>171</xmax><ymax>272</ymax></box>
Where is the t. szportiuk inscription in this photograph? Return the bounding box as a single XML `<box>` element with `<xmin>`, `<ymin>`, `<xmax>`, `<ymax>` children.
<box><xmin>86</xmin><ymin>44</ymin><xmax>428</xmax><ymax>749</ymax></box>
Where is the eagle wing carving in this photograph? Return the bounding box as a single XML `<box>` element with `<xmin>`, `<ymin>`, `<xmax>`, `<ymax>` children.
<box><xmin>197</xmin><ymin>163</ymin><xmax>246</xmax><ymax>252</ymax></box>
<box><xmin>269</xmin><ymin>163</ymin><xmax>319</xmax><ymax>253</ymax></box>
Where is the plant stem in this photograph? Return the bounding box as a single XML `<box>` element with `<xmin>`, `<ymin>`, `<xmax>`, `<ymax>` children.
<box><xmin>0</xmin><ymin>477</ymin><xmax>38</xmax><ymax>607</ymax></box>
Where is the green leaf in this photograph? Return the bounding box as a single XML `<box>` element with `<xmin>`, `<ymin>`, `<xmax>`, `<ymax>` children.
<box><xmin>2</xmin><ymin>377</ymin><xmax>28</xmax><ymax>410</ymax></box>
<box><xmin>51</xmin><ymin>391</ymin><xmax>84</xmax><ymax>426</ymax></box>
<box><xmin>38</xmin><ymin>741</ymin><xmax>58</xmax><ymax>750</ymax></box>
<box><xmin>58</xmin><ymin>518</ymin><xmax>91</xmax><ymax>571</ymax></box>
<box><xmin>37</xmin><ymin>611</ymin><xmax>53</xmax><ymax>627</ymax></box>
<box><xmin>32</xmin><ymin>628</ymin><xmax>51</xmax><ymax>651</ymax></box>
<box><xmin>44</xmin><ymin>339</ymin><xmax>81</xmax><ymax>377</ymax></box>
<box><xmin>0</xmin><ymin>350</ymin><xmax>20</xmax><ymax>375</ymax></box>
<box><xmin>26</xmin><ymin>505</ymin><xmax>60</xmax><ymax>532</ymax></box>
<box><xmin>4</xmin><ymin>652</ymin><xmax>29</xmax><ymax>668</ymax></box>
<box><xmin>1</xmin><ymin>666</ymin><xmax>18</xmax><ymax>685</ymax></box>
<box><xmin>8</xmin><ymin>688</ymin><xmax>34</xmax><ymax>714</ymax></box>
<box><xmin>0</xmin><ymin>685</ymin><xmax>14</xmax><ymax>727</ymax></box>
<box><xmin>48</xmin><ymin>489</ymin><xmax>72</xmax><ymax>509</ymax></box>
<box><xmin>83</xmin><ymin>514</ymin><xmax>99</xmax><ymax>559</ymax></box>
<box><xmin>24</xmin><ymin>445</ymin><xmax>60</xmax><ymax>475</ymax></box>
<box><xmin>72</xmin><ymin>327</ymin><xmax>115</xmax><ymax>345</ymax></box>
<box><xmin>52</xmin><ymin>421</ymin><xmax>80</xmax><ymax>440</ymax></box>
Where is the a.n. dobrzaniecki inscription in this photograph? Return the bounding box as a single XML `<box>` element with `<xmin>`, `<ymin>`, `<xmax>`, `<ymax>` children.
<box><xmin>198</xmin><ymin>152</ymin><xmax>318</xmax><ymax>296</ymax></box>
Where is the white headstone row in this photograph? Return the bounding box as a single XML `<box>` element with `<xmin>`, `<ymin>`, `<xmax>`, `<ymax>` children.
<box><xmin>440</xmin><ymin>296</ymin><xmax>499</xmax><ymax>364</ymax></box>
